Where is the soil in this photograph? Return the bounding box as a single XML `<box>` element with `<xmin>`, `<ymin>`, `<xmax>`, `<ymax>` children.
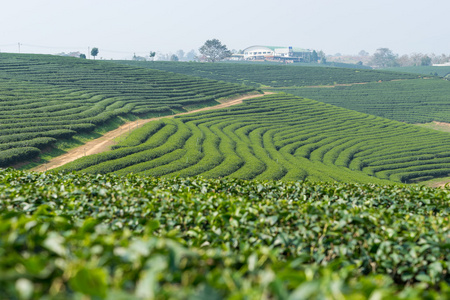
<box><xmin>32</xmin><ymin>92</ymin><xmax>271</xmax><ymax>172</ymax></box>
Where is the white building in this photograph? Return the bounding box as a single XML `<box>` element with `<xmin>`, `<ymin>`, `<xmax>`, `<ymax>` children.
<box><xmin>243</xmin><ymin>46</ymin><xmax>312</xmax><ymax>62</ymax></box>
<box><xmin>433</xmin><ymin>62</ymin><xmax>450</xmax><ymax>67</ymax></box>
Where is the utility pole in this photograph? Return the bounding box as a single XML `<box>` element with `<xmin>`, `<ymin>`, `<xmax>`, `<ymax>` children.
<box><xmin>88</xmin><ymin>47</ymin><xmax>90</xmax><ymax>59</ymax></box>
<box><xmin>18</xmin><ymin>43</ymin><xmax>21</xmax><ymax>53</ymax></box>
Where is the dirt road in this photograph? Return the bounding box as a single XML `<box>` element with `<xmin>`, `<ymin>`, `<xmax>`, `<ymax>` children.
<box><xmin>32</xmin><ymin>92</ymin><xmax>270</xmax><ymax>172</ymax></box>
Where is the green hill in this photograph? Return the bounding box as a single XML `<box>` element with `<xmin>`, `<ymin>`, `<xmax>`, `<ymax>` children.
<box><xmin>116</xmin><ymin>60</ymin><xmax>420</xmax><ymax>87</ymax></box>
<box><xmin>0</xmin><ymin>54</ymin><xmax>254</xmax><ymax>167</ymax></box>
<box><xmin>383</xmin><ymin>65</ymin><xmax>450</xmax><ymax>77</ymax></box>
<box><xmin>56</xmin><ymin>93</ymin><xmax>450</xmax><ymax>184</ymax></box>
<box><xmin>277</xmin><ymin>78</ymin><xmax>450</xmax><ymax>123</ymax></box>
<box><xmin>118</xmin><ymin>61</ymin><xmax>450</xmax><ymax>125</ymax></box>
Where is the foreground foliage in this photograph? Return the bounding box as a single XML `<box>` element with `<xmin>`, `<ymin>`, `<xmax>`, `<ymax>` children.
<box><xmin>0</xmin><ymin>169</ymin><xmax>450</xmax><ymax>299</ymax></box>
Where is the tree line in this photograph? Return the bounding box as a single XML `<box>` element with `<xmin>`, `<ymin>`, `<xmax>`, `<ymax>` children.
<box><xmin>368</xmin><ymin>48</ymin><xmax>450</xmax><ymax>68</ymax></box>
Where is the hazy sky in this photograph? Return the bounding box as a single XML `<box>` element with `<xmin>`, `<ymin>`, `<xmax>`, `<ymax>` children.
<box><xmin>1</xmin><ymin>0</ymin><xmax>448</xmax><ymax>59</ymax></box>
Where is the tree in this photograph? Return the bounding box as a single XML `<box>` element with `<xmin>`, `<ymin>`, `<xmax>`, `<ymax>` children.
<box><xmin>421</xmin><ymin>55</ymin><xmax>432</xmax><ymax>66</ymax></box>
<box><xmin>311</xmin><ymin>50</ymin><xmax>319</xmax><ymax>62</ymax></box>
<box><xmin>199</xmin><ymin>39</ymin><xmax>232</xmax><ymax>62</ymax></box>
<box><xmin>170</xmin><ymin>54</ymin><xmax>179</xmax><ymax>62</ymax></box>
<box><xmin>79</xmin><ymin>54</ymin><xmax>86</xmax><ymax>59</ymax></box>
<box><xmin>397</xmin><ymin>54</ymin><xmax>411</xmax><ymax>67</ymax></box>
<box><xmin>369</xmin><ymin>48</ymin><xmax>398</xmax><ymax>68</ymax></box>
<box><xmin>91</xmin><ymin>47</ymin><xmax>99</xmax><ymax>60</ymax></box>
<box><xmin>186</xmin><ymin>49</ymin><xmax>197</xmax><ymax>61</ymax></box>
<box><xmin>358</xmin><ymin>50</ymin><xmax>369</xmax><ymax>57</ymax></box>
<box><xmin>176</xmin><ymin>50</ymin><xmax>185</xmax><ymax>61</ymax></box>
<box><xmin>149</xmin><ymin>51</ymin><xmax>156</xmax><ymax>61</ymax></box>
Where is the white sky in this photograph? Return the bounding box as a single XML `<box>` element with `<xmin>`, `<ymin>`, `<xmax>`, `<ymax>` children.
<box><xmin>0</xmin><ymin>0</ymin><xmax>449</xmax><ymax>59</ymax></box>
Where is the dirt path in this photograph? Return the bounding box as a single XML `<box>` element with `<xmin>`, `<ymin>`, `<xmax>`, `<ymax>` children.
<box><xmin>429</xmin><ymin>181</ymin><xmax>450</xmax><ymax>188</ymax></box>
<box><xmin>32</xmin><ymin>92</ymin><xmax>271</xmax><ymax>172</ymax></box>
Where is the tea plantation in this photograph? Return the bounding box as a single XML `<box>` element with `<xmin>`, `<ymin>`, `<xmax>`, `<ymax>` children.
<box><xmin>118</xmin><ymin>61</ymin><xmax>450</xmax><ymax>125</ymax></box>
<box><xmin>277</xmin><ymin>78</ymin><xmax>450</xmax><ymax>123</ymax></box>
<box><xmin>1</xmin><ymin>169</ymin><xmax>450</xmax><ymax>299</ymax></box>
<box><xmin>0</xmin><ymin>54</ymin><xmax>254</xmax><ymax>167</ymax></box>
<box><xmin>56</xmin><ymin>93</ymin><xmax>450</xmax><ymax>184</ymax></box>
<box><xmin>383</xmin><ymin>66</ymin><xmax>450</xmax><ymax>77</ymax></box>
<box><xmin>118</xmin><ymin>61</ymin><xmax>420</xmax><ymax>87</ymax></box>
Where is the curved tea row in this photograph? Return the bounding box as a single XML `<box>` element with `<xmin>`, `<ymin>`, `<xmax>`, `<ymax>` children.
<box><xmin>119</xmin><ymin>60</ymin><xmax>420</xmax><ymax>87</ymax></box>
<box><xmin>279</xmin><ymin>78</ymin><xmax>450</xmax><ymax>123</ymax></box>
<box><xmin>0</xmin><ymin>54</ymin><xmax>254</xmax><ymax>166</ymax></box>
<box><xmin>57</xmin><ymin>93</ymin><xmax>450</xmax><ymax>183</ymax></box>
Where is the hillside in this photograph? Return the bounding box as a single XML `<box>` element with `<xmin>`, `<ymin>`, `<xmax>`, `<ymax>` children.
<box><xmin>116</xmin><ymin>60</ymin><xmax>420</xmax><ymax>87</ymax></box>
<box><xmin>0</xmin><ymin>54</ymin><xmax>254</xmax><ymax>167</ymax></box>
<box><xmin>55</xmin><ymin>93</ymin><xmax>450</xmax><ymax>184</ymax></box>
<box><xmin>118</xmin><ymin>61</ymin><xmax>450</xmax><ymax>126</ymax></box>
<box><xmin>383</xmin><ymin>66</ymin><xmax>450</xmax><ymax>77</ymax></box>
<box><xmin>1</xmin><ymin>169</ymin><xmax>449</xmax><ymax>299</ymax></box>
<box><xmin>277</xmin><ymin>78</ymin><xmax>450</xmax><ymax>123</ymax></box>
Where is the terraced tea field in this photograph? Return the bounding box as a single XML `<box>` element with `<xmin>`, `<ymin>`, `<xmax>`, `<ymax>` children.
<box><xmin>0</xmin><ymin>54</ymin><xmax>254</xmax><ymax>167</ymax></box>
<box><xmin>32</xmin><ymin>93</ymin><xmax>268</xmax><ymax>172</ymax></box>
<box><xmin>2</xmin><ymin>56</ymin><xmax>450</xmax><ymax>299</ymax></box>
<box><xmin>118</xmin><ymin>60</ymin><xmax>420</xmax><ymax>87</ymax></box>
<box><xmin>277</xmin><ymin>78</ymin><xmax>450</xmax><ymax>123</ymax></box>
<box><xmin>120</xmin><ymin>61</ymin><xmax>450</xmax><ymax>126</ymax></box>
<box><xmin>55</xmin><ymin>93</ymin><xmax>450</xmax><ymax>183</ymax></box>
<box><xmin>384</xmin><ymin>65</ymin><xmax>450</xmax><ymax>77</ymax></box>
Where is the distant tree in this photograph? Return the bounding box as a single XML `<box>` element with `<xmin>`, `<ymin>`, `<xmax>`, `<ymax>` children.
<box><xmin>410</xmin><ymin>53</ymin><xmax>424</xmax><ymax>66</ymax></box>
<box><xmin>421</xmin><ymin>55</ymin><xmax>432</xmax><ymax>66</ymax></box>
<box><xmin>356</xmin><ymin>61</ymin><xmax>363</xmax><ymax>66</ymax></box>
<box><xmin>186</xmin><ymin>49</ymin><xmax>197</xmax><ymax>61</ymax></box>
<box><xmin>91</xmin><ymin>47</ymin><xmax>99</xmax><ymax>60</ymax></box>
<box><xmin>396</xmin><ymin>54</ymin><xmax>411</xmax><ymax>67</ymax></box>
<box><xmin>149</xmin><ymin>51</ymin><xmax>156</xmax><ymax>61</ymax></box>
<box><xmin>170</xmin><ymin>54</ymin><xmax>179</xmax><ymax>62</ymax></box>
<box><xmin>358</xmin><ymin>50</ymin><xmax>369</xmax><ymax>57</ymax></box>
<box><xmin>317</xmin><ymin>50</ymin><xmax>326</xmax><ymax>60</ymax></box>
<box><xmin>311</xmin><ymin>50</ymin><xmax>319</xmax><ymax>62</ymax></box>
<box><xmin>369</xmin><ymin>48</ymin><xmax>398</xmax><ymax>68</ymax></box>
<box><xmin>199</xmin><ymin>39</ymin><xmax>232</xmax><ymax>62</ymax></box>
<box><xmin>79</xmin><ymin>54</ymin><xmax>86</xmax><ymax>59</ymax></box>
<box><xmin>132</xmin><ymin>53</ymin><xmax>146</xmax><ymax>61</ymax></box>
<box><xmin>176</xmin><ymin>50</ymin><xmax>185</xmax><ymax>61</ymax></box>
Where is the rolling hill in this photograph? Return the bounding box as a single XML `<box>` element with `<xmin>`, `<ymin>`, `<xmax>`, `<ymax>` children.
<box><xmin>0</xmin><ymin>54</ymin><xmax>254</xmax><ymax>167</ymax></box>
<box><xmin>56</xmin><ymin>93</ymin><xmax>450</xmax><ymax>184</ymax></box>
